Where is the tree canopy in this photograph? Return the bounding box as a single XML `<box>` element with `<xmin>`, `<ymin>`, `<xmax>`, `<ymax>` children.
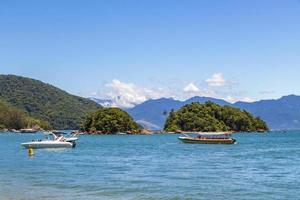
<box><xmin>0</xmin><ymin>75</ymin><xmax>101</xmax><ymax>129</ymax></box>
<box><xmin>164</xmin><ymin>102</ymin><xmax>269</xmax><ymax>132</ymax></box>
<box><xmin>0</xmin><ymin>100</ymin><xmax>51</xmax><ymax>130</ymax></box>
<box><xmin>82</xmin><ymin>108</ymin><xmax>140</xmax><ymax>134</ymax></box>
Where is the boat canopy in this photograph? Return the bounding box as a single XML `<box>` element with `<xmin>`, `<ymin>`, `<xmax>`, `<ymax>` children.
<box><xmin>196</xmin><ymin>132</ymin><xmax>232</xmax><ymax>136</ymax></box>
<box><xmin>196</xmin><ymin>132</ymin><xmax>232</xmax><ymax>139</ymax></box>
<box><xmin>52</xmin><ymin>131</ymin><xmax>68</xmax><ymax>135</ymax></box>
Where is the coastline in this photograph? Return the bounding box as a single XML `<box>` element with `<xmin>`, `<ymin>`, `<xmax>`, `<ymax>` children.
<box><xmin>163</xmin><ymin>130</ymin><xmax>269</xmax><ymax>134</ymax></box>
<box><xmin>0</xmin><ymin>129</ymin><xmax>269</xmax><ymax>135</ymax></box>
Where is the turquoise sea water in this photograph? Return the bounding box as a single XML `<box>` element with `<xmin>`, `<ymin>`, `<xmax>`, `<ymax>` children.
<box><xmin>0</xmin><ymin>131</ymin><xmax>299</xmax><ymax>200</ymax></box>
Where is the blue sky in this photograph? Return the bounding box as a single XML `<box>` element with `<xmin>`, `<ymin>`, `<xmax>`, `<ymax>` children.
<box><xmin>1</xmin><ymin>0</ymin><xmax>300</xmax><ymax>107</ymax></box>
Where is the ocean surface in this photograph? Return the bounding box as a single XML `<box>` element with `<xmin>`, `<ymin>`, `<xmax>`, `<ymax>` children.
<box><xmin>0</xmin><ymin>131</ymin><xmax>299</xmax><ymax>200</ymax></box>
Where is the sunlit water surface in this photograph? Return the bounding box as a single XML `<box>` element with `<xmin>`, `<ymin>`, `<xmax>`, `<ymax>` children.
<box><xmin>0</xmin><ymin>131</ymin><xmax>299</xmax><ymax>200</ymax></box>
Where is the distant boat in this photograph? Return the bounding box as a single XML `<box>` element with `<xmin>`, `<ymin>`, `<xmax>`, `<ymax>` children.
<box><xmin>0</xmin><ymin>128</ymin><xmax>9</xmax><ymax>132</ymax></box>
<box><xmin>116</xmin><ymin>132</ymin><xmax>127</xmax><ymax>135</ymax></box>
<box><xmin>20</xmin><ymin>128</ymin><xmax>38</xmax><ymax>133</ymax></box>
<box><xmin>178</xmin><ymin>132</ymin><xmax>236</xmax><ymax>144</ymax></box>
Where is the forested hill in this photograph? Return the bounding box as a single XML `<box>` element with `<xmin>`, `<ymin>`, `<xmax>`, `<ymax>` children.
<box><xmin>164</xmin><ymin>102</ymin><xmax>269</xmax><ymax>132</ymax></box>
<box><xmin>0</xmin><ymin>75</ymin><xmax>101</xmax><ymax>129</ymax></box>
<box><xmin>0</xmin><ymin>100</ymin><xmax>51</xmax><ymax>130</ymax></box>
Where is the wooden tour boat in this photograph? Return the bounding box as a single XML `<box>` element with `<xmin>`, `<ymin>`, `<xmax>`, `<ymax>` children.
<box><xmin>178</xmin><ymin>132</ymin><xmax>236</xmax><ymax>144</ymax></box>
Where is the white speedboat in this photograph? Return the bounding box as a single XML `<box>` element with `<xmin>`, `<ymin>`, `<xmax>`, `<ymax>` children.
<box><xmin>21</xmin><ymin>132</ymin><xmax>76</xmax><ymax>149</ymax></box>
<box><xmin>22</xmin><ymin>140</ymin><xmax>74</xmax><ymax>149</ymax></box>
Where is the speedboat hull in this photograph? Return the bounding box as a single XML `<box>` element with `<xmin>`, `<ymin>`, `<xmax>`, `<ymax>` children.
<box><xmin>178</xmin><ymin>136</ymin><xmax>236</xmax><ymax>144</ymax></box>
<box><xmin>22</xmin><ymin>140</ymin><xmax>74</xmax><ymax>149</ymax></box>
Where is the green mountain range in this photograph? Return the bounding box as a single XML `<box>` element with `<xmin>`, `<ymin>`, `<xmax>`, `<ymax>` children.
<box><xmin>0</xmin><ymin>75</ymin><xmax>101</xmax><ymax>129</ymax></box>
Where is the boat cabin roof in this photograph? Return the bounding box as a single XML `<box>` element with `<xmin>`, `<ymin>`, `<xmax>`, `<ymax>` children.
<box><xmin>196</xmin><ymin>132</ymin><xmax>232</xmax><ymax>136</ymax></box>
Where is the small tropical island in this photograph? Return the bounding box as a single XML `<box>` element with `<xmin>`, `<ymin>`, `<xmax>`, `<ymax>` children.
<box><xmin>81</xmin><ymin>107</ymin><xmax>150</xmax><ymax>134</ymax></box>
<box><xmin>164</xmin><ymin>102</ymin><xmax>269</xmax><ymax>133</ymax></box>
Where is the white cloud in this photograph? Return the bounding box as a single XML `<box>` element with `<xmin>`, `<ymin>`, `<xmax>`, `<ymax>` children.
<box><xmin>225</xmin><ymin>96</ymin><xmax>236</xmax><ymax>103</ymax></box>
<box><xmin>182</xmin><ymin>82</ymin><xmax>222</xmax><ymax>100</ymax></box>
<box><xmin>241</xmin><ymin>97</ymin><xmax>253</xmax><ymax>102</ymax></box>
<box><xmin>205</xmin><ymin>73</ymin><xmax>228</xmax><ymax>87</ymax></box>
<box><xmin>94</xmin><ymin>76</ymin><xmax>253</xmax><ymax>108</ymax></box>
<box><xmin>225</xmin><ymin>96</ymin><xmax>253</xmax><ymax>103</ymax></box>
<box><xmin>90</xmin><ymin>91</ymin><xmax>97</xmax><ymax>96</ymax></box>
<box><xmin>103</xmin><ymin>79</ymin><xmax>169</xmax><ymax>108</ymax></box>
<box><xmin>183</xmin><ymin>83</ymin><xmax>200</xmax><ymax>93</ymax></box>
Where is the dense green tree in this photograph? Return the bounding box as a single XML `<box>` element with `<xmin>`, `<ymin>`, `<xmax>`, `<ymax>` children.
<box><xmin>0</xmin><ymin>100</ymin><xmax>51</xmax><ymax>130</ymax></box>
<box><xmin>82</xmin><ymin>108</ymin><xmax>140</xmax><ymax>134</ymax></box>
<box><xmin>0</xmin><ymin>75</ymin><xmax>101</xmax><ymax>129</ymax></box>
<box><xmin>164</xmin><ymin>102</ymin><xmax>269</xmax><ymax>132</ymax></box>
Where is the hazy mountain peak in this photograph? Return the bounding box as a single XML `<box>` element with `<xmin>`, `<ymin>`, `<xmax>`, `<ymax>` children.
<box><xmin>89</xmin><ymin>98</ymin><xmax>113</xmax><ymax>108</ymax></box>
